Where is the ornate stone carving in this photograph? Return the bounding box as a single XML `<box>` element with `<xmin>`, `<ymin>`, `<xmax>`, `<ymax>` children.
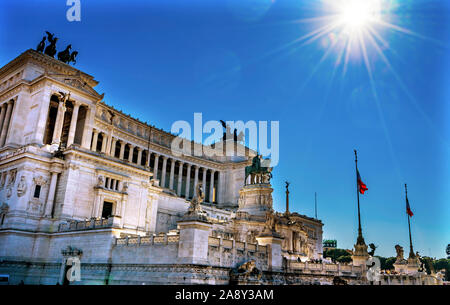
<box><xmin>184</xmin><ymin>183</ymin><xmax>207</xmax><ymax>220</ymax></box>
<box><xmin>97</xmin><ymin>175</ymin><xmax>104</xmax><ymax>187</ymax></box>
<box><xmin>17</xmin><ymin>176</ymin><xmax>27</xmax><ymax>197</ymax></box>
<box><xmin>33</xmin><ymin>176</ymin><xmax>47</xmax><ymax>186</ymax></box>
<box><xmin>27</xmin><ymin>198</ymin><xmax>43</xmax><ymax>214</ymax></box>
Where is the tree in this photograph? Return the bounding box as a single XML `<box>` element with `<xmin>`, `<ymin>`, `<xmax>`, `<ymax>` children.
<box><xmin>446</xmin><ymin>244</ymin><xmax>450</xmax><ymax>259</ymax></box>
<box><xmin>337</xmin><ymin>255</ymin><xmax>352</xmax><ymax>264</ymax></box>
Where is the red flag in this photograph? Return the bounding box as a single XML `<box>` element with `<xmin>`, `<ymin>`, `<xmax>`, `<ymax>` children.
<box><xmin>357</xmin><ymin>169</ymin><xmax>368</xmax><ymax>194</ymax></box>
<box><xmin>406</xmin><ymin>197</ymin><xmax>414</xmax><ymax>217</ymax></box>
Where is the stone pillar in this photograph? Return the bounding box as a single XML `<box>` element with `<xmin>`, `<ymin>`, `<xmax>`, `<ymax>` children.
<box><xmin>105</xmin><ymin>129</ymin><xmax>114</xmax><ymax>155</ymax></box>
<box><xmin>0</xmin><ymin>104</ymin><xmax>7</xmax><ymax>142</ymax></box>
<box><xmin>153</xmin><ymin>154</ymin><xmax>160</xmax><ymax>180</ymax></box>
<box><xmin>209</xmin><ymin>170</ymin><xmax>215</xmax><ymax>203</ymax></box>
<box><xmin>161</xmin><ymin>156</ymin><xmax>168</xmax><ymax>188</ymax></box>
<box><xmin>217</xmin><ymin>171</ymin><xmax>222</xmax><ymax>205</ymax></box>
<box><xmin>128</xmin><ymin>144</ymin><xmax>134</xmax><ymax>162</ymax></box>
<box><xmin>177</xmin><ymin>161</ymin><xmax>184</xmax><ymax>196</ymax></box>
<box><xmin>119</xmin><ymin>141</ymin><xmax>125</xmax><ymax>159</ymax></box>
<box><xmin>202</xmin><ymin>168</ymin><xmax>207</xmax><ymax>193</ymax></box>
<box><xmin>45</xmin><ymin>169</ymin><xmax>61</xmax><ymax>217</ymax></box>
<box><xmin>146</xmin><ymin>150</ymin><xmax>151</xmax><ymax>167</ymax></box>
<box><xmin>110</xmin><ymin>137</ymin><xmax>117</xmax><ymax>156</ymax></box>
<box><xmin>66</xmin><ymin>101</ymin><xmax>80</xmax><ymax>147</ymax></box>
<box><xmin>137</xmin><ymin>147</ymin><xmax>143</xmax><ymax>165</ymax></box>
<box><xmin>256</xmin><ymin>235</ymin><xmax>283</xmax><ymax>271</ymax></box>
<box><xmin>81</xmin><ymin>106</ymin><xmax>92</xmax><ymax>149</ymax></box>
<box><xmin>91</xmin><ymin>129</ymin><xmax>99</xmax><ymax>151</ymax></box>
<box><xmin>100</xmin><ymin>133</ymin><xmax>108</xmax><ymax>153</ymax></box>
<box><xmin>185</xmin><ymin>164</ymin><xmax>192</xmax><ymax>199</ymax></box>
<box><xmin>177</xmin><ymin>219</ymin><xmax>212</xmax><ymax>264</ymax></box>
<box><xmin>0</xmin><ymin>100</ymin><xmax>13</xmax><ymax>146</ymax></box>
<box><xmin>193</xmin><ymin>165</ymin><xmax>199</xmax><ymax>191</ymax></box>
<box><xmin>51</xmin><ymin>100</ymin><xmax>66</xmax><ymax>148</ymax></box>
<box><xmin>169</xmin><ymin>158</ymin><xmax>176</xmax><ymax>190</ymax></box>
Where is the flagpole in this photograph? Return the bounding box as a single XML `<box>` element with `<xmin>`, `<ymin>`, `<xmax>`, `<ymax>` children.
<box><xmin>314</xmin><ymin>192</ymin><xmax>318</xmax><ymax>219</ymax></box>
<box><xmin>354</xmin><ymin>149</ymin><xmax>364</xmax><ymax>245</ymax></box>
<box><xmin>405</xmin><ymin>183</ymin><xmax>414</xmax><ymax>258</ymax></box>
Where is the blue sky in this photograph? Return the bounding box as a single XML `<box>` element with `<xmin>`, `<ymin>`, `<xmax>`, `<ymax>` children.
<box><xmin>1</xmin><ymin>0</ymin><xmax>449</xmax><ymax>258</ymax></box>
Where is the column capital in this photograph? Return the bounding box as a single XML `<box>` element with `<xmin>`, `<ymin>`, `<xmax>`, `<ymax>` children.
<box><xmin>72</xmin><ymin>100</ymin><xmax>81</xmax><ymax>107</ymax></box>
<box><xmin>128</xmin><ymin>143</ymin><xmax>135</xmax><ymax>148</ymax></box>
<box><xmin>178</xmin><ymin>160</ymin><xmax>184</xmax><ymax>165</ymax></box>
<box><xmin>161</xmin><ymin>155</ymin><xmax>168</xmax><ymax>160</ymax></box>
<box><xmin>136</xmin><ymin>146</ymin><xmax>142</xmax><ymax>151</ymax></box>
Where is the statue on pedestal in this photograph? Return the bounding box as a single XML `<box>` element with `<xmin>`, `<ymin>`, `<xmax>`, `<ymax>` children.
<box><xmin>245</xmin><ymin>154</ymin><xmax>272</xmax><ymax>185</ymax></box>
<box><xmin>184</xmin><ymin>183</ymin><xmax>207</xmax><ymax>220</ymax></box>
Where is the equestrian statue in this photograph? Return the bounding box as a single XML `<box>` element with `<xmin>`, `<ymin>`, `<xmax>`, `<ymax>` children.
<box><xmin>245</xmin><ymin>154</ymin><xmax>272</xmax><ymax>185</ymax></box>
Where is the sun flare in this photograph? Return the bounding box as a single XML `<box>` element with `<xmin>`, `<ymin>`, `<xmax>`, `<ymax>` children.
<box><xmin>337</xmin><ymin>0</ymin><xmax>382</xmax><ymax>30</ymax></box>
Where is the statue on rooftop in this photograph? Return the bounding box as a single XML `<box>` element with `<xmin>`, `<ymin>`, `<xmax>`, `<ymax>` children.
<box><xmin>245</xmin><ymin>154</ymin><xmax>272</xmax><ymax>185</ymax></box>
<box><xmin>36</xmin><ymin>36</ymin><xmax>46</xmax><ymax>53</ymax></box>
<box><xmin>44</xmin><ymin>31</ymin><xmax>58</xmax><ymax>57</ymax></box>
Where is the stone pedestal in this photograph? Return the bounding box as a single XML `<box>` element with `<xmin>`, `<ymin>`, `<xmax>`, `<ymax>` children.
<box><xmin>406</xmin><ymin>257</ymin><xmax>420</xmax><ymax>274</ymax></box>
<box><xmin>177</xmin><ymin>218</ymin><xmax>212</xmax><ymax>265</ymax></box>
<box><xmin>237</xmin><ymin>184</ymin><xmax>273</xmax><ymax>217</ymax></box>
<box><xmin>256</xmin><ymin>234</ymin><xmax>283</xmax><ymax>271</ymax></box>
<box><xmin>352</xmin><ymin>243</ymin><xmax>369</xmax><ymax>267</ymax></box>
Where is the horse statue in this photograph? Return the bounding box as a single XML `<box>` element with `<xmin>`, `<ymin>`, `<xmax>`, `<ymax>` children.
<box><xmin>57</xmin><ymin>44</ymin><xmax>72</xmax><ymax>63</ymax></box>
<box><xmin>245</xmin><ymin>154</ymin><xmax>272</xmax><ymax>185</ymax></box>
<box><xmin>44</xmin><ymin>31</ymin><xmax>58</xmax><ymax>57</ymax></box>
<box><xmin>68</xmin><ymin>51</ymin><xmax>78</xmax><ymax>65</ymax></box>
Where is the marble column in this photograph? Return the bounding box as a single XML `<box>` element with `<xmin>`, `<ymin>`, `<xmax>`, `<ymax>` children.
<box><xmin>81</xmin><ymin>106</ymin><xmax>91</xmax><ymax>149</ymax></box>
<box><xmin>185</xmin><ymin>164</ymin><xmax>192</xmax><ymax>199</ymax></box>
<box><xmin>193</xmin><ymin>165</ymin><xmax>199</xmax><ymax>192</ymax></box>
<box><xmin>91</xmin><ymin>129</ymin><xmax>99</xmax><ymax>151</ymax></box>
<box><xmin>146</xmin><ymin>150</ymin><xmax>151</xmax><ymax>167</ymax></box>
<box><xmin>153</xmin><ymin>154</ymin><xmax>160</xmax><ymax>180</ymax></box>
<box><xmin>45</xmin><ymin>171</ymin><xmax>59</xmax><ymax>217</ymax></box>
<box><xmin>51</xmin><ymin>100</ymin><xmax>66</xmax><ymax>147</ymax></box>
<box><xmin>119</xmin><ymin>141</ymin><xmax>125</xmax><ymax>159</ymax></box>
<box><xmin>0</xmin><ymin>104</ymin><xmax>7</xmax><ymax>143</ymax></box>
<box><xmin>217</xmin><ymin>171</ymin><xmax>222</xmax><ymax>205</ymax></box>
<box><xmin>137</xmin><ymin>148</ymin><xmax>143</xmax><ymax>165</ymax></box>
<box><xmin>177</xmin><ymin>161</ymin><xmax>184</xmax><ymax>196</ymax></box>
<box><xmin>0</xmin><ymin>100</ymin><xmax>13</xmax><ymax>147</ymax></box>
<box><xmin>66</xmin><ymin>101</ymin><xmax>80</xmax><ymax>147</ymax></box>
<box><xmin>209</xmin><ymin>170</ymin><xmax>215</xmax><ymax>203</ymax></box>
<box><xmin>169</xmin><ymin>158</ymin><xmax>176</xmax><ymax>190</ymax></box>
<box><xmin>101</xmin><ymin>133</ymin><xmax>108</xmax><ymax>153</ymax></box>
<box><xmin>161</xmin><ymin>156</ymin><xmax>168</xmax><ymax>188</ymax></box>
<box><xmin>202</xmin><ymin>168</ymin><xmax>207</xmax><ymax>193</ymax></box>
<box><xmin>110</xmin><ymin>137</ymin><xmax>118</xmax><ymax>156</ymax></box>
<box><xmin>128</xmin><ymin>144</ymin><xmax>134</xmax><ymax>162</ymax></box>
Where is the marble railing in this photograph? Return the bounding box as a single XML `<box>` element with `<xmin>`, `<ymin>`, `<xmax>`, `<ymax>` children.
<box><xmin>287</xmin><ymin>260</ymin><xmax>363</xmax><ymax>276</ymax></box>
<box><xmin>58</xmin><ymin>217</ymin><xmax>116</xmax><ymax>232</ymax></box>
<box><xmin>208</xmin><ymin>236</ymin><xmax>267</xmax><ymax>254</ymax></box>
<box><xmin>115</xmin><ymin>233</ymin><xmax>180</xmax><ymax>246</ymax></box>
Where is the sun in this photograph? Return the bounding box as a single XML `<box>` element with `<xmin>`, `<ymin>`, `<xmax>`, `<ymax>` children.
<box><xmin>337</xmin><ymin>0</ymin><xmax>382</xmax><ymax>30</ymax></box>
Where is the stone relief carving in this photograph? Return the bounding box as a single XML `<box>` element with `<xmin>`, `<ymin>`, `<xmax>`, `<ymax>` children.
<box><xmin>17</xmin><ymin>176</ymin><xmax>27</xmax><ymax>197</ymax></box>
<box><xmin>97</xmin><ymin>175</ymin><xmax>104</xmax><ymax>187</ymax></box>
<box><xmin>122</xmin><ymin>182</ymin><xmax>129</xmax><ymax>192</ymax></box>
<box><xmin>33</xmin><ymin>176</ymin><xmax>47</xmax><ymax>186</ymax></box>
<box><xmin>27</xmin><ymin>198</ymin><xmax>43</xmax><ymax>214</ymax></box>
<box><xmin>8</xmin><ymin>169</ymin><xmax>17</xmax><ymax>185</ymax></box>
